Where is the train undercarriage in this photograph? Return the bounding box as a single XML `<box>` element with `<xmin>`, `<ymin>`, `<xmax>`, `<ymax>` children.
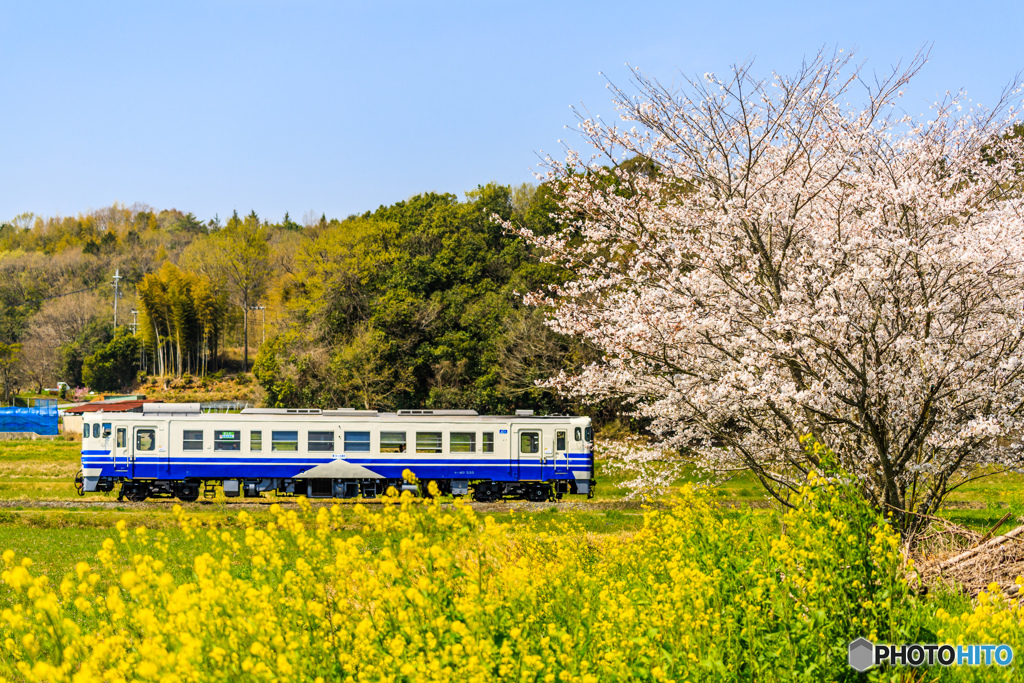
<box><xmin>75</xmin><ymin>473</ymin><xmax>593</xmax><ymax>503</ymax></box>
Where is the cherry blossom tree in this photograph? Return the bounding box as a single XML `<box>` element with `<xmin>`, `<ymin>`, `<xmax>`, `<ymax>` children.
<box><xmin>513</xmin><ymin>50</ymin><xmax>1024</xmax><ymax>528</ymax></box>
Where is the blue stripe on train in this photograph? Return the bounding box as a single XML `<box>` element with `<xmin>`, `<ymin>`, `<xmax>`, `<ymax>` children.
<box><xmin>82</xmin><ymin>455</ymin><xmax>592</xmax><ymax>465</ymax></box>
<box><xmin>82</xmin><ymin>451</ymin><xmax>591</xmax><ymax>459</ymax></box>
<box><xmin>83</xmin><ymin>457</ymin><xmax>590</xmax><ymax>466</ymax></box>
<box><xmin>82</xmin><ymin>451</ymin><xmax>592</xmax><ymax>482</ymax></box>
<box><xmin>82</xmin><ymin>463</ymin><xmax>589</xmax><ymax>481</ymax></box>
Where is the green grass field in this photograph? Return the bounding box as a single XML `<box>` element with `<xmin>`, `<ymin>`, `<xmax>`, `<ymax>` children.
<box><xmin>0</xmin><ymin>437</ymin><xmax>1018</xmax><ymax>581</ymax></box>
<box><xmin>4</xmin><ymin>438</ymin><xmax>1022</xmax><ymax>681</ymax></box>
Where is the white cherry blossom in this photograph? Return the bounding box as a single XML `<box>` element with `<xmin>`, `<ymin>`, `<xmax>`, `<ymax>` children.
<box><xmin>509</xmin><ymin>51</ymin><xmax>1024</xmax><ymax>527</ymax></box>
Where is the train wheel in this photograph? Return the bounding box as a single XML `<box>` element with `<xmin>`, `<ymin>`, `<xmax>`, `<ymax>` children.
<box><xmin>74</xmin><ymin>470</ymin><xmax>85</xmax><ymax>497</ymax></box>
<box><xmin>529</xmin><ymin>486</ymin><xmax>551</xmax><ymax>503</ymax></box>
<box><xmin>472</xmin><ymin>483</ymin><xmax>499</xmax><ymax>503</ymax></box>
<box><xmin>125</xmin><ymin>485</ymin><xmax>149</xmax><ymax>503</ymax></box>
<box><xmin>176</xmin><ymin>485</ymin><xmax>200</xmax><ymax>503</ymax></box>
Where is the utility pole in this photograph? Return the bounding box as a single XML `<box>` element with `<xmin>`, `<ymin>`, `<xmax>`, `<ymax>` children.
<box><xmin>131</xmin><ymin>309</ymin><xmax>146</xmax><ymax>375</ymax></box>
<box><xmin>112</xmin><ymin>269</ymin><xmax>121</xmax><ymax>329</ymax></box>
<box><xmin>250</xmin><ymin>305</ymin><xmax>267</xmax><ymax>346</ymax></box>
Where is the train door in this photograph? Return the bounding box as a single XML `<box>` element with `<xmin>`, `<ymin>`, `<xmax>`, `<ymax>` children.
<box><xmin>554</xmin><ymin>429</ymin><xmax>568</xmax><ymax>474</ymax></box>
<box><xmin>540</xmin><ymin>432</ymin><xmax>554</xmax><ymax>480</ymax></box>
<box><xmin>503</xmin><ymin>428</ymin><xmax>516</xmax><ymax>479</ymax></box>
<box><xmin>132</xmin><ymin>426</ymin><xmax>157</xmax><ymax>479</ymax></box>
<box><xmin>114</xmin><ymin>426</ymin><xmax>129</xmax><ymax>475</ymax></box>
<box><xmin>515</xmin><ymin>428</ymin><xmax>541</xmax><ymax>481</ymax></box>
<box><xmin>498</xmin><ymin>427</ymin><xmax>515</xmax><ymax>480</ymax></box>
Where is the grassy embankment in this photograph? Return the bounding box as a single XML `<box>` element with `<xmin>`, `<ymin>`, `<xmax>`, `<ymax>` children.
<box><xmin>0</xmin><ymin>438</ymin><xmax>653</xmax><ymax>577</ymax></box>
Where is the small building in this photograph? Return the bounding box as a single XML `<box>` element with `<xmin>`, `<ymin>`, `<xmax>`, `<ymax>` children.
<box><xmin>61</xmin><ymin>400</ymin><xmax>163</xmax><ymax>435</ymax></box>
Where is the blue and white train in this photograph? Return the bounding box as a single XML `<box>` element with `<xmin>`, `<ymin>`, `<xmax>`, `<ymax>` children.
<box><xmin>76</xmin><ymin>404</ymin><xmax>595</xmax><ymax>502</ymax></box>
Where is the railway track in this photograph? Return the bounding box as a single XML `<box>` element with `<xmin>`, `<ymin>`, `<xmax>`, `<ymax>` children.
<box><xmin>0</xmin><ymin>497</ymin><xmax>660</xmax><ymax>513</ymax></box>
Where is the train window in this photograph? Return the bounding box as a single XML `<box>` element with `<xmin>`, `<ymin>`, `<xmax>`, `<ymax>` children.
<box><xmin>116</xmin><ymin>428</ymin><xmax>126</xmax><ymax>448</ymax></box>
<box><xmin>574</xmin><ymin>427</ymin><xmax>582</xmax><ymax>442</ymax></box>
<box><xmin>83</xmin><ymin>425</ymin><xmax>90</xmax><ymax>439</ymax></box>
<box><xmin>380</xmin><ymin>432</ymin><xmax>406</xmax><ymax>453</ymax></box>
<box><xmin>585</xmin><ymin>427</ymin><xmax>593</xmax><ymax>442</ymax></box>
<box><xmin>102</xmin><ymin>423</ymin><xmax>111</xmax><ymax>438</ymax></box>
<box><xmin>342</xmin><ymin>431</ymin><xmax>368</xmax><ymax>452</ymax></box>
<box><xmin>309</xmin><ymin>431</ymin><xmax>335</xmax><ymax>452</ymax></box>
<box><xmin>136</xmin><ymin>429</ymin><xmax>155</xmax><ymax>451</ymax></box>
<box><xmin>250</xmin><ymin>431</ymin><xmax>262</xmax><ymax>451</ymax></box>
<box><xmin>93</xmin><ymin>424</ymin><xmax>101</xmax><ymax>438</ymax></box>
<box><xmin>272</xmin><ymin>431</ymin><xmax>298</xmax><ymax>452</ymax></box>
<box><xmin>183</xmin><ymin>430</ymin><xmax>204</xmax><ymax>451</ymax></box>
<box><xmin>482</xmin><ymin>432</ymin><xmax>494</xmax><ymax>453</ymax></box>
<box><xmin>214</xmin><ymin>430</ymin><xmax>241</xmax><ymax>451</ymax></box>
<box><xmin>520</xmin><ymin>432</ymin><xmax>540</xmax><ymax>454</ymax></box>
<box><xmin>416</xmin><ymin>432</ymin><xmax>442</xmax><ymax>454</ymax></box>
<box><xmin>556</xmin><ymin>431</ymin><xmax>566</xmax><ymax>451</ymax></box>
<box><xmin>450</xmin><ymin>433</ymin><xmax>476</xmax><ymax>453</ymax></box>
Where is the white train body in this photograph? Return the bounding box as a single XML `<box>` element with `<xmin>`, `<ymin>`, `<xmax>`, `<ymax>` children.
<box><xmin>79</xmin><ymin>405</ymin><xmax>594</xmax><ymax>502</ymax></box>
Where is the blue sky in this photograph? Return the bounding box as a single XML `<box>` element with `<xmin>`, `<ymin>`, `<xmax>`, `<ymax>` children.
<box><xmin>1</xmin><ymin>0</ymin><xmax>1022</xmax><ymax>224</ymax></box>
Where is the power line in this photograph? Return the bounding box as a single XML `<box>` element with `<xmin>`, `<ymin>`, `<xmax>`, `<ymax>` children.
<box><xmin>21</xmin><ymin>283</ymin><xmax>105</xmax><ymax>306</ymax></box>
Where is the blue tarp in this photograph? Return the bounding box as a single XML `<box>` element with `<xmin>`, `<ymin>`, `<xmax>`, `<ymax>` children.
<box><xmin>0</xmin><ymin>399</ymin><xmax>59</xmax><ymax>435</ymax></box>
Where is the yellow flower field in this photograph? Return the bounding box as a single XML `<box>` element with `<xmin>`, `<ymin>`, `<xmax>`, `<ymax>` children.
<box><xmin>1</xmin><ymin>472</ymin><xmax>1022</xmax><ymax>681</ymax></box>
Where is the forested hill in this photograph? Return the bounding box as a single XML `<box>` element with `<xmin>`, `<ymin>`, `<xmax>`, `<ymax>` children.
<box><xmin>0</xmin><ymin>183</ymin><xmax>600</xmax><ymax>414</ymax></box>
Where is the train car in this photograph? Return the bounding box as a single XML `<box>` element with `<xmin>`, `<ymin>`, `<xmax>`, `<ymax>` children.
<box><xmin>75</xmin><ymin>405</ymin><xmax>595</xmax><ymax>502</ymax></box>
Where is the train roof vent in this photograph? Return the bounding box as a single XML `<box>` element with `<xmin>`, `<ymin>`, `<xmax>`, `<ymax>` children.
<box><xmin>143</xmin><ymin>403</ymin><xmax>202</xmax><ymax>414</ymax></box>
<box><xmin>396</xmin><ymin>409</ymin><xmax>479</xmax><ymax>416</ymax></box>
<box><xmin>515</xmin><ymin>409</ymin><xmax>535</xmax><ymax>416</ymax></box>
<box><xmin>323</xmin><ymin>409</ymin><xmax>379</xmax><ymax>416</ymax></box>
<box><xmin>240</xmin><ymin>408</ymin><xmax>323</xmax><ymax>415</ymax></box>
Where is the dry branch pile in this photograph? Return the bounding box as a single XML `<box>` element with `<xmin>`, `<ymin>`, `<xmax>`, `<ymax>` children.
<box><xmin>912</xmin><ymin>514</ymin><xmax>1024</xmax><ymax>598</ymax></box>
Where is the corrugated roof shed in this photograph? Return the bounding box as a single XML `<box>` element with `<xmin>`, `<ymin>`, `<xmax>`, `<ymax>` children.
<box><xmin>63</xmin><ymin>400</ymin><xmax>162</xmax><ymax>414</ymax></box>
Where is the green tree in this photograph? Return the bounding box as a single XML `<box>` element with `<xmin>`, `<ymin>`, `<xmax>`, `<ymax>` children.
<box><xmin>58</xmin><ymin>320</ymin><xmax>112</xmax><ymax>388</ymax></box>
<box><xmin>82</xmin><ymin>330</ymin><xmax>141</xmax><ymax>392</ymax></box>
<box><xmin>278</xmin><ymin>212</ymin><xmax>302</xmax><ymax>232</ymax></box>
<box><xmin>210</xmin><ymin>211</ymin><xmax>270</xmax><ymax>371</ymax></box>
<box><xmin>258</xmin><ymin>183</ymin><xmax>579</xmax><ymax>413</ymax></box>
<box><xmin>330</xmin><ymin>324</ymin><xmax>413</xmax><ymax>410</ymax></box>
<box><xmin>0</xmin><ymin>342</ymin><xmax>22</xmax><ymax>405</ymax></box>
<box><xmin>172</xmin><ymin>212</ymin><xmax>206</xmax><ymax>234</ymax></box>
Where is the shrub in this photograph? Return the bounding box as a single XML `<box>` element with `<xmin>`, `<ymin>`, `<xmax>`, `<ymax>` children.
<box><xmin>81</xmin><ymin>331</ymin><xmax>140</xmax><ymax>392</ymax></box>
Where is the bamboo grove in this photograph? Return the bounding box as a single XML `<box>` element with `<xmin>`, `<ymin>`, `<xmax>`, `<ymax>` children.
<box><xmin>135</xmin><ymin>263</ymin><xmax>228</xmax><ymax>378</ymax></box>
